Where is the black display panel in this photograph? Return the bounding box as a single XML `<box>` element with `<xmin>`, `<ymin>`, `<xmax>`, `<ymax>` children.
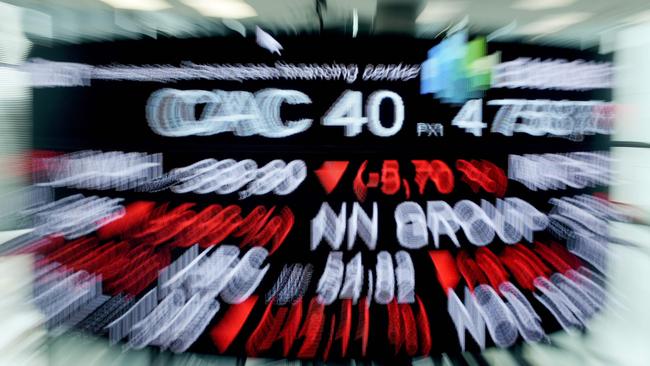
<box><xmin>30</xmin><ymin>35</ymin><xmax>612</xmax><ymax>362</ymax></box>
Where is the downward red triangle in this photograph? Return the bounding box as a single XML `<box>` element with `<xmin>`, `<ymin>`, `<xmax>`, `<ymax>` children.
<box><xmin>315</xmin><ymin>161</ymin><xmax>349</xmax><ymax>194</ymax></box>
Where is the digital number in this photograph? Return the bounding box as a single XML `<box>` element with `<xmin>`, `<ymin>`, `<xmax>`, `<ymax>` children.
<box><xmin>322</xmin><ymin>90</ymin><xmax>405</xmax><ymax>137</ymax></box>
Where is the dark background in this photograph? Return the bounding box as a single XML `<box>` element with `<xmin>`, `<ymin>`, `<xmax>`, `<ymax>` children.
<box><xmin>31</xmin><ymin>35</ymin><xmax>611</xmax><ymax>362</ymax></box>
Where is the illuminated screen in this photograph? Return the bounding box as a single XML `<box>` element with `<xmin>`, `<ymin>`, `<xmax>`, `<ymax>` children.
<box><xmin>30</xmin><ymin>35</ymin><xmax>612</xmax><ymax>361</ymax></box>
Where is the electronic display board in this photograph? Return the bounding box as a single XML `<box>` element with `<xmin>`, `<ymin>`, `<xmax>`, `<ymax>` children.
<box><xmin>29</xmin><ymin>34</ymin><xmax>613</xmax><ymax>362</ymax></box>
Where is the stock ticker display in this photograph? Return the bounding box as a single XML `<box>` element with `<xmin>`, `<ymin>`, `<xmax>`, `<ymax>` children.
<box><xmin>28</xmin><ymin>34</ymin><xmax>614</xmax><ymax>361</ymax></box>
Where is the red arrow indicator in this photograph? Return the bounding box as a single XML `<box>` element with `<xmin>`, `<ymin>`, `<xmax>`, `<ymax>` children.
<box><xmin>315</xmin><ymin>161</ymin><xmax>349</xmax><ymax>194</ymax></box>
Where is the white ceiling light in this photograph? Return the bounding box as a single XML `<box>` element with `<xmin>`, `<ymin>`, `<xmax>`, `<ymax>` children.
<box><xmin>181</xmin><ymin>0</ymin><xmax>257</xmax><ymax>19</ymax></box>
<box><xmin>512</xmin><ymin>0</ymin><xmax>577</xmax><ymax>11</ymax></box>
<box><xmin>518</xmin><ymin>12</ymin><xmax>591</xmax><ymax>35</ymax></box>
<box><xmin>416</xmin><ymin>1</ymin><xmax>468</xmax><ymax>24</ymax></box>
<box><xmin>100</xmin><ymin>0</ymin><xmax>172</xmax><ymax>11</ymax></box>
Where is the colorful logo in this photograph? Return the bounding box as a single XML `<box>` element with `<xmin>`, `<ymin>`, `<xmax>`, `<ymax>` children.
<box><xmin>420</xmin><ymin>31</ymin><xmax>499</xmax><ymax>104</ymax></box>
